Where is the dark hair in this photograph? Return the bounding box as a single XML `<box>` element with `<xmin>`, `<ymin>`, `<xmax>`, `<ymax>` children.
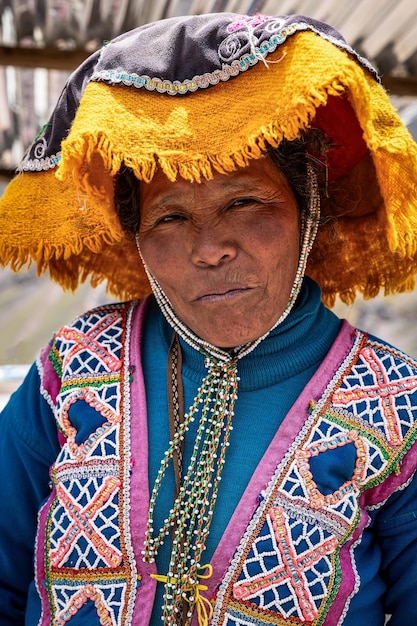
<box><xmin>268</xmin><ymin>136</ymin><xmax>312</xmax><ymax>213</ymax></box>
<box><xmin>114</xmin><ymin>164</ymin><xmax>141</xmax><ymax>236</ymax></box>
<box><xmin>114</xmin><ymin>131</ymin><xmax>326</xmax><ymax>237</ymax></box>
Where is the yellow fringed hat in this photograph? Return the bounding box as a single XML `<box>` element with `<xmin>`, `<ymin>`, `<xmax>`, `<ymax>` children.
<box><xmin>1</xmin><ymin>12</ymin><xmax>417</xmax><ymax>306</ymax></box>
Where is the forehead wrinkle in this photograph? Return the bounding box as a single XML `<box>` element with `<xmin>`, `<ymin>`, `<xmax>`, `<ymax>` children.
<box><xmin>141</xmin><ymin>159</ymin><xmax>290</xmax><ymax>217</ymax></box>
<box><xmin>147</xmin><ymin>172</ymin><xmax>276</xmax><ymax>205</ymax></box>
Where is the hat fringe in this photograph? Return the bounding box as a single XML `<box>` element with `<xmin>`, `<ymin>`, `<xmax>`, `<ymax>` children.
<box><xmin>343</xmin><ymin>66</ymin><xmax>417</xmax><ymax>260</ymax></box>
<box><xmin>57</xmin><ymin>72</ymin><xmax>348</xmax><ymax>192</ymax></box>
<box><xmin>0</xmin><ymin>169</ymin><xmax>127</xmax><ymax>292</ymax></box>
<box><xmin>58</xmin><ymin>130</ymin><xmax>268</xmax><ymax>187</ymax></box>
<box><xmin>3</xmin><ymin>30</ymin><xmax>417</xmax><ymax>305</ymax></box>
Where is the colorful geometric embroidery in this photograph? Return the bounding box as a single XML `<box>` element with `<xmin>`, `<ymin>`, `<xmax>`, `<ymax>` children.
<box><xmin>278</xmin><ymin>422</ymin><xmax>366</xmax><ymax>529</ymax></box>
<box><xmin>50</xmin><ymin>477</ymin><xmax>122</xmax><ymax>569</ymax></box>
<box><xmin>233</xmin><ymin>507</ymin><xmax>338</xmax><ymax>621</ymax></box>
<box><xmin>37</xmin><ymin>303</ymin><xmax>138</xmax><ymax>626</ymax></box>
<box><xmin>57</xmin><ymin>311</ymin><xmax>124</xmax><ymax>379</ymax></box>
<box><xmin>59</xmin><ymin>326</ymin><xmax>122</xmax><ymax>374</ymax></box>
<box><xmin>59</xmin><ymin>387</ymin><xmax>121</xmax><ymax>462</ymax></box>
<box><xmin>295</xmin><ymin>430</ymin><xmax>367</xmax><ymax>510</ymax></box>
<box><xmin>52</xmin><ymin>581</ymin><xmax>125</xmax><ymax>625</ymax></box>
<box><xmin>332</xmin><ymin>345</ymin><xmax>417</xmax><ymax>447</ymax></box>
<box><xmin>214</xmin><ymin>331</ymin><xmax>417</xmax><ymax>625</ymax></box>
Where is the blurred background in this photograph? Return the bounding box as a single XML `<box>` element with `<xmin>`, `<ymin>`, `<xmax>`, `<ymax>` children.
<box><xmin>1</xmin><ymin>0</ymin><xmax>417</xmax><ymax>406</ymax></box>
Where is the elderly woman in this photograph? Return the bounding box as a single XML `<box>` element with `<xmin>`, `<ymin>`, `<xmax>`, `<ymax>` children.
<box><xmin>1</xmin><ymin>12</ymin><xmax>417</xmax><ymax>626</ymax></box>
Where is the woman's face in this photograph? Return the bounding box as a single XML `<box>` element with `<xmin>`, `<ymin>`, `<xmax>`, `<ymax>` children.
<box><xmin>139</xmin><ymin>157</ymin><xmax>301</xmax><ymax>348</ymax></box>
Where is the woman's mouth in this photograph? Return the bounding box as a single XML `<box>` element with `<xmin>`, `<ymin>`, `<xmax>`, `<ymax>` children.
<box><xmin>196</xmin><ymin>286</ymin><xmax>252</xmax><ymax>303</ymax></box>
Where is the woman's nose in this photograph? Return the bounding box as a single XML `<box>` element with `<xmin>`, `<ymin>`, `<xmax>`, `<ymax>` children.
<box><xmin>190</xmin><ymin>224</ymin><xmax>237</xmax><ymax>267</ymax></box>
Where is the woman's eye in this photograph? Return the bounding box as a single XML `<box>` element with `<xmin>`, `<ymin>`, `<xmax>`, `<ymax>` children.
<box><xmin>156</xmin><ymin>213</ymin><xmax>186</xmax><ymax>225</ymax></box>
<box><xmin>230</xmin><ymin>197</ymin><xmax>257</xmax><ymax>208</ymax></box>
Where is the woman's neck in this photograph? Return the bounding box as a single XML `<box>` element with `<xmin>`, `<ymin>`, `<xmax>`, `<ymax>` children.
<box><xmin>153</xmin><ymin>277</ymin><xmax>341</xmax><ymax>390</ymax></box>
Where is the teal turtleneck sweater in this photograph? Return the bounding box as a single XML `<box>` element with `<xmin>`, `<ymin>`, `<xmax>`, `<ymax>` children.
<box><xmin>142</xmin><ymin>277</ymin><xmax>342</xmax><ymax>622</ymax></box>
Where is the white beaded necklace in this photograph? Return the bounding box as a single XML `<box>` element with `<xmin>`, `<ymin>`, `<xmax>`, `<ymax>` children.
<box><xmin>136</xmin><ymin>164</ymin><xmax>320</xmax><ymax>625</ymax></box>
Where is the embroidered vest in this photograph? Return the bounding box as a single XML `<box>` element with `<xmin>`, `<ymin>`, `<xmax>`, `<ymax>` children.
<box><xmin>36</xmin><ymin>301</ymin><xmax>417</xmax><ymax>625</ymax></box>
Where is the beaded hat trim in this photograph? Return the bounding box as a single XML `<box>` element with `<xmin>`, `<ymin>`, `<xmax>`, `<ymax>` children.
<box><xmin>88</xmin><ymin>18</ymin><xmax>376</xmax><ymax>98</ymax></box>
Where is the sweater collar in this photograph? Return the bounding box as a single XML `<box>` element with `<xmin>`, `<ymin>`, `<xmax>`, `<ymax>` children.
<box><xmin>153</xmin><ymin>276</ymin><xmax>341</xmax><ymax>390</ymax></box>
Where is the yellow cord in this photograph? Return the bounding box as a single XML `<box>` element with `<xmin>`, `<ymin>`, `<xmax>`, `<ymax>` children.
<box><xmin>151</xmin><ymin>564</ymin><xmax>214</xmax><ymax>626</ymax></box>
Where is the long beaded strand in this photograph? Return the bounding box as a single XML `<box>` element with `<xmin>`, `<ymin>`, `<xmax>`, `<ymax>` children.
<box><xmin>143</xmin><ymin>357</ymin><xmax>238</xmax><ymax>624</ymax></box>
